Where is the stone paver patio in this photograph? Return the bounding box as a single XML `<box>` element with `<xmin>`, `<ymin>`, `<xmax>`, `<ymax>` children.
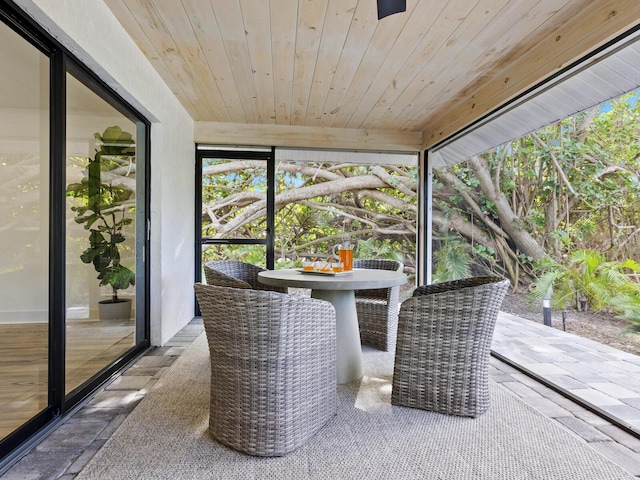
<box><xmin>493</xmin><ymin>312</ymin><xmax>640</xmax><ymax>434</ymax></box>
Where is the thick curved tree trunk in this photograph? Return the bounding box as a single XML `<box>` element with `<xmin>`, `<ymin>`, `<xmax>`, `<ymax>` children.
<box><xmin>467</xmin><ymin>156</ymin><xmax>547</xmax><ymax>261</ymax></box>
<box><xmin>432</xmin><ymin>211</ymin><xmax>496</xmax><ymax>251</ymax></box>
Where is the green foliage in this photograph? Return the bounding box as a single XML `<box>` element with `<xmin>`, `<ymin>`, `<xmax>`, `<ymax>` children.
<box><xmin>529</xmin><ymin>250</ymin><xmax>640</xmax><ymax>323</ymax></box>
<box><xmin>201</xmin><ymin>161</ymin><xmax>418</xmax><ymax>274</ymax></box>
<box><xmin>355</xmin><ymin>237</ymin><xmax>405</xmax><ymax>263</ymax></box>
<box><xmin>67</xmin><ymin>126</ymin><xmax>136</xmax><ymax>303</ymax></box>
<box><xmin>609</xmin><ymin>294</ymin><xmax>640</xmax><ymax>333</ymax></box>
<box><xmin>432</xmin><ymin>233</ymin><xmax>471</xmax><ymax>283</ymax></box>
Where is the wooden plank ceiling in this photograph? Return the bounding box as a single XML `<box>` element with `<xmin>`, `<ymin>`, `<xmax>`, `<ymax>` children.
<box><xmin>105</xmin><ymin>0</ymin><xmax>640</xmax><ymax>151</ymax></box>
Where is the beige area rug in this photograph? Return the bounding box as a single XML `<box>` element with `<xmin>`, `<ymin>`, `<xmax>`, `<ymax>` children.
<box><xmin>77</xmin><ymin>334</ymin><xmax>634</xmax><ymax>480</ymax></box>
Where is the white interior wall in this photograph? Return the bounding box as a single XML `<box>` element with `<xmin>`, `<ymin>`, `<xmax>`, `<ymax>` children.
<box><xmin>0</xmin><ymin>108</ymin><xmax>49</xmax><ymax>323</ymax></box>
<box><xmin>14</xmin><ymin>0</ymin><xmax>196</xmax><ymax>345</ymax></box>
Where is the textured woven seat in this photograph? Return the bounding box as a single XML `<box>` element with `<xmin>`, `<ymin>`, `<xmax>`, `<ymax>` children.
<box><xmin>353</xmin><ymin>259</ymin><xmax>404</xmax><ymax>351</ymax></box>
<box><xmin>204</xmin><ymin>260</ymin><xmax>287</xmax><ymax>293</ymax></box>
<box><xmin>194</xmin><ymin>283</ymin><xmax>337</xmax><ymax>456</ymax></box>
<box><xmin>391</xmin><ymin>276</ymin><xmax>509</xmax><ymax>418</ymax></box>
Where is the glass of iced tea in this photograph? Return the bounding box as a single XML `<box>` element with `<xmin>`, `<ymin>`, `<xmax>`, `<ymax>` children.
<box><xmin>333</xmin><ymin>243</ymin><xmax>354</xmax><ymax>271</ymax></box>
<box><xmin>316</xmin><ymin>261</ymin><xmax>332</xmax><ymax>273</ymax></box>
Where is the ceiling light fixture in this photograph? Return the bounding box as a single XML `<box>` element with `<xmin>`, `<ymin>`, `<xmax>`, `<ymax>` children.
<box><xmin>377</xmin><ymin>0</ymin><xmax>406</xmax><ymax>20</ymax></box>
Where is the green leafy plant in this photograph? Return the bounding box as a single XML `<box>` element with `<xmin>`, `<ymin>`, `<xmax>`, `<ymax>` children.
<box><xmin>432</xmin><ymin>233</ymin><xmax>471</xmax><ymax>283</ymax></box>
<box><xmin>355</xmin><ymin>237</ymin><xmax>404</xmax><ymax>263</ymax></box>
<box><xmin>67</xmin><ymin>126</ymin><xmax>136</xmax><ymax>304</ymax></box>
<box><xmin>528</xmin><ymin>250</ymin><xmax>640</xmax><ymax>328</ymax></box>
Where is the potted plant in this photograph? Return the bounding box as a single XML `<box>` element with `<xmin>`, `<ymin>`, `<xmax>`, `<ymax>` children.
<box><xmin>67</xmin><ymin>126</ymin><xmax>136</xmax><ymax>321</ymax></box>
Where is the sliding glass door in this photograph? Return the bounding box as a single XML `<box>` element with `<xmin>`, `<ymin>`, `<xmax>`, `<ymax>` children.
<box><xmin>0</xmin><ymin>19</ymin><xmax>50</xmax><ymax>443</ymax></box>
<box><xmin>64</xmin><ymin>73</ymin><xmax>142</xmax><ymax>397</ymax></box>
<box><xmin>0</xmin><ymin>4</ymin><xmax>149</xmax><ymax>463</ymax></box>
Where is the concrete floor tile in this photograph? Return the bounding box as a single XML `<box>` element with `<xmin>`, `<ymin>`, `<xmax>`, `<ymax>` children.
<box><xmin>565</xmin><ymin>351</ymin><xmax>619</xmax><ymax>362</ymax></box>
<box><xmin>554</xmin><ymin>343</ymin><xmax>593</xmax><ymax>353</ymax></box>
<box><xmin>65</xmin><ymin>440</ymin><xmax>106</xmax><ymax>474</ymax></box>
<box><xmin>66</xmin><ymin>407</ymin><xmax>123</xmax><ymax>423</ymax></box>
<box><xmin>610</xmin><ymin>360</ymin><xmax>640</xmax><ymax>372</ymax></box>
<box><xmin>568</xmin><ymin>388</ymin><xmax>625</xmax><ymax>407</ymax></box>
<box><xmin>582</xmin><ymin>362</ymin><xmax>632</xmax><ymax>375</ymax></box>
<box><xmin>554</xmin><ymin>416</ymin><xmax>611</xmax><ymax>442</ymax></box>
<box><xmin>574</xmin><ymin>409</ymin><xmax>614</xmax><ymax>426</ymax></box>
<box><xmin>121</xmin><ymin>366</ymin><xmax>162</xmax><ymax>376</ymax></box>
<box><xmin>164</xmin><ymin>340</ymin><xmax>195</xmax><ymax>347</ymax></box>
<box><xmin>2</xmin><ymin>451</ymin><xmax>77</xmax><ymax>480</ymax></box>
<box><xmin>621</xmin><ymin>397</ymin><xmax>640</xmax><ymax>410</ymax></box>
<box><xmin>501</xmin><ymin>381</ymin><xmax>543</xmax><ymax>398</ymax></box>
<box><xmin>510</xmin><ymin>373</ymin><xmax>556</xmax><ymax>391</ymax></box>
<box><xmin>164</xmin><ymin>356</ymin><xmax>178</xmax><ymax>367</ymax></box>
<box><xmin>524</xmin><ymin>362</ymin><xmax>573</xmax><ymax>376</ymax></box>
<box><xmin>567</xmin><ymin>373</ymin><xmax>611</xmax><ymax>384</ymax></box>
<box><xmin>96</xmin><ymin>413</ymin><xmax>127</xmax><ymax>440</ymax></box>
<box><xmin>552</xmin><ymin>362</ymin><xmax>599</xmax><ymax>375</ymax></box>
<box><xmin>600</xmin><ymin>404</ymin><xmax>640</xmax><ymax>420</ymax></box>
<box><xmin>489</xmin><ymin>360</ymin><xmax>526</xmax><ymax>375</ymax></box>
<box><xmin>588</xmin><ymin>383</ymin><xmax>640</xmax><ymax>399</ymax></box>
<box><xmin>542</xmin><ymin>375</ymin><xmax>588</xmax><ymax>390</ymax></box>
<box><xmin>85</xmin><ymin>390</ymin><xmax>144</xmax><ymax>410</ymax></box>
<box><xmin>105</xmin><ymin>375</ymin><xmax>153</xmax><ymax>390</ymax></box>
<box><xmin>488</xmin><ymin>372</ymin><xmax>514</xmax><ymax>383</ymax></box>
<box><xmin>164</xmin><ymin>346</ymin><xmax>188</xmax><ymax>356</ymax></box>
<box><xmin>144</xmin><ymin>346</ymin><xmax>173</xmax><ymax>356</ymax></box>
<box><xmin>597</xmin><ymin>425</ymin><xmax>640</xmax><ymax>453</ymax></box>
<box><xmin>520</xmin><ymin>396</ymin><xmax>574</xmax><ymax>418</ymax></box>
<box><xmin>133</xmin><ymin>355</ymin><xmax>173</xmax><ymax>368</ymax></box>
<box><xmin>35</xmin><ymin>422</ymin><xmax>106</xmax><ymax>452</ymax></box>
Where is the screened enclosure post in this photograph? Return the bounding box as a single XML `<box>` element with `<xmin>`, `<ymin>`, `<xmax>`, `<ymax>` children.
<box><xmin>194</xmin><ymin>151</ymin><xmax>202</xmax><ymax>316</ymax></box>
<box><xmin>266</xmin><ymin>148</ymin><xmax>275</xmax><ymax>270</ymax></box>
<box><xmin>419</xmin><ymin>150</ymin><xmax>433</xmax><ymax>286</ymax></box>
<box><xmin>136</xmin><ymin>121</ymin><xmax>151</xmax><ymax>344</ymax></box>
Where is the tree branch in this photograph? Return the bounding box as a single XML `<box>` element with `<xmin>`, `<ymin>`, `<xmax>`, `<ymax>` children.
<box><xmin>531</xmin><ymin>132</ymin><xmax>578</xmax><ymax>197</ymax></box>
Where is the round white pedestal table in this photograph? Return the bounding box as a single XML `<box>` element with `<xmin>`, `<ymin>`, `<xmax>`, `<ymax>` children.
<box><xmin>258</xmin><ymin>268</ymin><xmax>407</xmax><ymax>384</ymax></box>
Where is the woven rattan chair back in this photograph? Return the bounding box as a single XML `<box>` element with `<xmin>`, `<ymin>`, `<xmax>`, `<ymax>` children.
<box><xmin>352</xmin><ymin>259</ymin><xmax>404</xmax><ymax>351</ymax></box>
<box><xmin>194</xmin><ymin>283</ymin><xmax>337</xmax><ymax>456</ymax></box>
<box><xmin>391</xmin><ymin>276</ymin><xmax>509</xmax><ymax>418</ymax></box>
<box><xmin>203</xmin><ymin>264</ymin><xmax>251</xmax><ymax>289</ymax></box>
<box><xmin>204</xmin><ymin>260</ymin><xmax>286</xmax><ymax>293</ymax></box>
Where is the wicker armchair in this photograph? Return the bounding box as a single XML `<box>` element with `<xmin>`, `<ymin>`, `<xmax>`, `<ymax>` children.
<box><xmin>194</xmin><ymin>283</ymin><xmax>337</xmax><ymax>456</ymax></box>
<box><xmin>391</xmin><ymin>276</ymin><xmax>509</xmax><ymax>418</ymax></box>
<box><xmin>203</xmin><ymin>260</ymin><xmax>287</xmax><ymax>293</ymax></box>
<box><xmin>353</xmin><ymin>259</ymin><xmax>404</xmax><ymax>351</ymax></box>
<box><xmin>203</xmin><ymin>264</ymin><xmax>251</xmax><ymax>289</ymax></box>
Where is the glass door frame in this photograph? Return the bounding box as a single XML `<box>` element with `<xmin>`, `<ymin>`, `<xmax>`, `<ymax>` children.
<box><xmin>0</xmin><ymin>1</ymin><xmax>151</xmax><ymax>465</ymax></box>
<box><xmin>195</xmin><ymin>146</ymin><xmax>276</xmax><ymax>288</ymax></box>
<box><xmin>63</xmin><ymin>59</ymin><xmax>152</xmax><ymax>408</ymax></box>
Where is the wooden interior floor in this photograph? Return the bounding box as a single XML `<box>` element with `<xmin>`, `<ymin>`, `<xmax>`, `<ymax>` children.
<box><xmin>0</xmin><ymin>320</ymin><xmax>134</xmax><ymax>439</ymax></box>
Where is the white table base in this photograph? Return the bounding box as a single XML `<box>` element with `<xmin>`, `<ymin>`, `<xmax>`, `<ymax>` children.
<box><xmin>311</xmin><ymin>289</ymin><xmax>363</xmax><ymax>384</ymax></box>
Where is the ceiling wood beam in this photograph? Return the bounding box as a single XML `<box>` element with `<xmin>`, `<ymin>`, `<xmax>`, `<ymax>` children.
<box><xmin>195</xmin><ymin>122</ymin><xmax>421</xmax><ymax>152</ymax></box>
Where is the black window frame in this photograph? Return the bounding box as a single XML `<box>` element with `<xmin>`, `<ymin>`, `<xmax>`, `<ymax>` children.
<box><xmin>195</xmin><ymin>146</ymin><xmax>277</xmax><ymax>286</ymax></box>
